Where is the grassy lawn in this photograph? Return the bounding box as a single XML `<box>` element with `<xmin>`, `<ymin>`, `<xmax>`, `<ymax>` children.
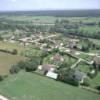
<box><xmin>0</xmin><ymin>52</ymin><xmax>26</xmax><ymax>75</ymax></box>
<box><xmin>90</xmin><ymin>73</ymin><xmax>100</xmax><ymax>88</ymax></box>
<box><xmin>0</xmin><ymin>71</ymin><xmax>100</xmax><ymax>100</ymax></box>
<box><xmin>43</xmin><ymin>53</ymin><xmax>77</xmax><ymax>66</ymax></box>
<box><xmin>76</xmin><ymin>63</ymin><xmax>90</xmax><ymax>73</ymax></box>
<box><xmin>78</xmin><ymin>54</ymin><xmax>93</xmax><ymax>61</ymax></box>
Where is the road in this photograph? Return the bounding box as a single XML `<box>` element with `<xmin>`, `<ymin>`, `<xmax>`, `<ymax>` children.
<box><xmin>59</xmin><ymin>46</ymin><xmax>94</xmax><ymax>69</ymax></box>
<box><xmin>30</xmin><ymin>34</ymin><xmax>58</xmax><ymax>43</ymax></box>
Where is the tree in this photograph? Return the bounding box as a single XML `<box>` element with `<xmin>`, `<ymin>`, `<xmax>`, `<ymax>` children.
<box><xmin>57</xmin><ymin>69</ymin><xmax>79</xmax><ymax>86</ymax></box>
<box><xmin>16</xmin><ymin>61</ymin><xmax>27</xmax><ymax>69</ymax></box>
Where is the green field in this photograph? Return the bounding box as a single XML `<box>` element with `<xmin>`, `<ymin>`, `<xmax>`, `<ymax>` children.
<box><xmin>0</xmin><ymin>52</ymin><xmax>26</xmax><ymax>75</ymax></box>
<box><xmin>0</xmin><ymin>71</ymin><xmax>100</xmax><ymax>100</ymax></box>
<box><xmin>0</xmin><ymin>41</ymin><xmax>26</xmax><ymax>54</ymax></box>
<box><xmin>79</xmin><ymin>26</ymin><xmax>100</xmax><ymax>35</ymax></box>
<box><xmin>4</xmin><ymin>16</ymin><xmax>56</xmax><ymax>24</ymax></box>
<box><xmin>90</xmin><ymin>73</ymin><xmax>100</xmax><ymax>88</ymax></box>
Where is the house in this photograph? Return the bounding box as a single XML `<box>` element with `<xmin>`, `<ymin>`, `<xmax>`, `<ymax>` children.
<box><xmin>51</xmin><ymin>53</ymin><xmax>64</xmax><ymax>62</ymax></box>
<box><xmin>93</xmin><ymin>56</ymin><xmax>100</xmax><ymax>65</ymax></box>
<box><xmin>68</xmin><ymin>39</ymin><xmax>79</xmax><ymax>49</ymax></box>
<box><xmin>73</xmin><ymin>70</ymin><xmax>87</xmax><ymax>84</ymax></box>
<box><xmin>38</xmin><ymin>64</ymin><xmax>55</xmax><ymax>75</ymax></box>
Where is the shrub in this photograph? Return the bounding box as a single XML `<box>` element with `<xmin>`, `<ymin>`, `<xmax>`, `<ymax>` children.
<box><xmin>12</xmin><ymin>49</ymin><xmax>18</xmax><ymax>55</ymax></box>
<box><xmin>10</xmin><ymin>65</ymin><xmax>20</xmax><ymax>74</ymax></box>
<box><xmin>57</xmin><ymin>69</ymin><xmax>79</xmax><ymax>86</ymax></box>
<box><xmin>17</xmin><ymin>61</ymin><xmax>27</xmax><ymax>69</ymax></box>
<box><xmin>25</xmin><ymin>61</ymin><xmax>37</xmax><ymax>72</ymax></box>
<box><xmin>0</xmin><ymin>75</ymin><xmax>4</xmax><ymax>81</ymax></box>
<box><xmin>81</xmin><ymin>78</ymin><xmax>90</xmax><ymax>86</ymax></box>
<box><xmin>96</xmin><ymin>86</ymin><xmax>100</xmax><ymax>91</ymax></box>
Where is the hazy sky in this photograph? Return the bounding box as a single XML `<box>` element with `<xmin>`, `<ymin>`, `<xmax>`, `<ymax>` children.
<box><xmin>0</xmin><ymin>0</ymin><xmax>99</xmax><ymax>11</ymax></box>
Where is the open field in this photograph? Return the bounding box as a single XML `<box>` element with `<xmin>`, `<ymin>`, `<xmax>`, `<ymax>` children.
<box><xmin>79</xmin><ymin>26</ymin><xmax>100</xmax><ymax>34</ymax></box>
<box><xmin>0</xmin><ymin>71</ymin><xmax>100</xmax><ymax>100</ymax></box>
<box><xmin>4</xmin><ymin>16</ymin><xmax>56</xmax><ymax>24</ymax></box>
<box><xmin>0</xmin><ymin>52</ymin><xmax>26</xmax><ymax>75</ymax></box>
<box><xmin>0</xmin><ymin>41</ymin><xmax>27</xmax><ymax>54</ymax></box>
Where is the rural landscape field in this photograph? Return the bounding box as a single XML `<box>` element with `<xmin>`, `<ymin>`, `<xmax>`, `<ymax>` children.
<box><xmin>0</xmin><ymin>0</ymin><xmax>100</xmax><ymax>100</ymax></box>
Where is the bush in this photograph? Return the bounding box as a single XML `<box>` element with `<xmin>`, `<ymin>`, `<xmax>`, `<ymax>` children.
<box><xmin>25</xmin><ymin>61</ymin><xmax>37</xmax><ymax>72</ymax></box>
<box><xmin>57</xmin><ymin>69</ymin><xmax>79</xmax><ymax>86</ymax></box>
<box><xmin>95</xmin><ymin>86</ymin><xmax>100</xmax><ymax>91</ymax></box>
<box><xmin>81</xmin><ymin>78</ymin><xmax>90</xmax><ymax>86</ymax></box>
<box><xmin>10</xmin><ymin>65</ymin><xmax>20</xmax><ymax>74</ymax></box>
<box><xmin>12</xmin><ymin>49</ymin><xmax>18</xmax><ymax>55</ymax></box>
<box><xmin>0</xmin><ymin>75</ymin><xmax>4</xmax><ymax>81</ymax></box>
<box><xmin>0</xmin><ymin>49</ymin><xmax>12</xmax><ymax>54</ymax></box>
<box><xmin>10</xmin><ymin>57</ymin><xmax>39</xmax><ymax>74</ymax></box>
<box><xmin>17</xmin><ymin>61</ymin><xmax>27</xmax><ymax>69</ymax></box>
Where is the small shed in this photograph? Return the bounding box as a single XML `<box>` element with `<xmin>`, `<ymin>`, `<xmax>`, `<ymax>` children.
<box><xmin>46</xmin><ymin>71</ymin><xmax>58</xmax><ymax>79</ymax></box>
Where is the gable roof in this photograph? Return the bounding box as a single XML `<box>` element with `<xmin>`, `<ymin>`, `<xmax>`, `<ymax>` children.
<box><xmin>42</xmin><ymin>64</ymin><xmax>54</xmax><ymax>71</ymax></box>
<box><xmin>93</xmin><ymin>56</ymin><xmax>100</xmax><ymax>64</ymax></box>
<box><xmin>53</xmin><ymin>53</ymin><xmax>63</xmax><ymax>61</ymax></box>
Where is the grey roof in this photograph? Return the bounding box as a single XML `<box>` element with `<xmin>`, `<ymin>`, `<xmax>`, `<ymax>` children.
<box><xmin>73</xmin><ymin>70</ymin><xmax>87</xmax><ymax>81</ymax></box>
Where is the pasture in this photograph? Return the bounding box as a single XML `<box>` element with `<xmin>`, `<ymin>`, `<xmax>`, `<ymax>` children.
<box><xmin>0</xmin><ymin>52</ymin><xmax>26</xmax><ymax>75</ymax></box>
<box><xmin>0</xmin><ymin>71</ymin><xmax>100</xmax><ymax>100</ymax></box>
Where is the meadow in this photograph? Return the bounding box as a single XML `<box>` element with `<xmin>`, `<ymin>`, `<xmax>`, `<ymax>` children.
<box><xmin>0</xmin><ymin>71</ymin><xmax>100</xmax><ymax>100</ymax></box>
<box><xmin>0</xmin><ymin>41</ymin><xmax>25</xmax><ymax>54</ymax></box>
<box><xmin>0</xmin><ymin>52</ymin><xmax>26</xmax><ymax>75</ymax></box>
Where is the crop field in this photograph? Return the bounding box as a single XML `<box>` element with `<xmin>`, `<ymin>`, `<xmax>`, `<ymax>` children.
<box><xmin>79</xmin><ymin>26</ymin><xmax>100</xmax><ymax>34</ymax></box>
<box><xmin>0</xmin><ymin>52</ymin><xmax>26</xmax><ymax>75</ymax></box>
<box><xmin>0</xmin><ymin>71</ymin><xmax>100</xmax><ymax>100</ymax></box>
<box><xmin>4</xmin><ymin>16</ymin><xmax>56</xmax><ymax>24</ymax></box>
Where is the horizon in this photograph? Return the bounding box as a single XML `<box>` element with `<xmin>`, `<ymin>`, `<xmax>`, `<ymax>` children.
<box><xmin>0</xmin><ymin>9</ymin><xmax>100</xmax><ymax>12</ymax></box>
<box><xmin>0</xmin><ymin>0</ymin><xmax>99</xmax><ymax>11</ymax></box>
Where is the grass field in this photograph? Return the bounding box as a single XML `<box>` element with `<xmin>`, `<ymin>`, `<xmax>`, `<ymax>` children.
<box><xmin>0</xmin><ymin>41</ymin><xmax>25</xmax><ymax>54</ymax></box>
<box><xmin>0</xmin><ymin>52</ymin><xmax>26</xmax><ymax>75</ymax></box>
<box><xmin>0</xmin><ymin>71</ymin><xmax>100</xmax><ymax>100</ymax></box>
<box><xmin>79</xmin><ymin>26</ymin><xmax>100</xmax><ymax>34</ymax></box>
<box><xmin>4</xmin><ymin>16</ymin><xmax>56</xmax><ymax>24</ymax></box>
<box><xmin>90</xmin><ymin>73</ymin><xmax>100</xmax><ymax>88</ymax></box>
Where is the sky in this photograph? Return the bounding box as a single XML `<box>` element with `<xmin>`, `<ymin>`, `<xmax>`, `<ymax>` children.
<box><xmin>0</xmin><ymin>0</ymin><xmax>100</xmax><ymax>11</ymax></box>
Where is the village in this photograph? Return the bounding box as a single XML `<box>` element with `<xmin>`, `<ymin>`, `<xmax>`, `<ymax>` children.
<box><xmin>3</xmin><ymin>32</ymin><xmax>99</xmax><ymax>87</ymax></box>
<box><xmin>0</xmin><ymin>11</ymin><xmax>100</xmax><ymax>99</ymax></box>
